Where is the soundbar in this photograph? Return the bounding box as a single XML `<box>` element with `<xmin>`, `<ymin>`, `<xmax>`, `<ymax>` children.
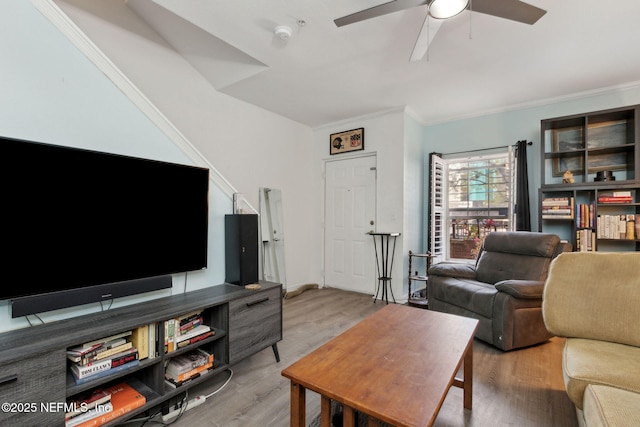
<box><xmin>11</xmin><ymin>275</ymin><xmax>172</xmax><ymax>318</ymax></box>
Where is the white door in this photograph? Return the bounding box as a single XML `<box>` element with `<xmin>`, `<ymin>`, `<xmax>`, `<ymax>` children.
<box><xmin>324</xmin><ymin>155</ymin><xmax>377</xmax><ymax>294</ymax></box>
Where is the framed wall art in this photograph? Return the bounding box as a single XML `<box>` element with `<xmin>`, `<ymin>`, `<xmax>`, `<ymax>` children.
<box><xmin>330</xmin><ymin>127</ymin><xmax>364</xmax><ymax>155</ymax></box>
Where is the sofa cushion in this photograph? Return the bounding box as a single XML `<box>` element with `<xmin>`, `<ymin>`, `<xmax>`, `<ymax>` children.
<box><xmin>543</xmin><ymin>252</ymin><xmax>640</xmax><ymax>347</ymax></box>
<box><xmin>475</xmin><ymin>232</ymin><xmax>559</xmax><ymax>284</ymax></box>
<box><xmin>563</xmin><ymin>338</ymin><xmax>640</xmax><ymax>410</ymax></box>
<box><xmin>482</xmin><ymin>231</ymin><xmax>560</xmax><ymax>257</ymax></box>
<box><xmin>428</xmin><ymin>276</ymin><xmax>497</xmax><ymax>318</ymax></box>
<box><xmin>583</xmin><ymin>384</ymin><xmax>640</xmax><ymax>427</ymax></box>
<box><xmin>428</xmin><ymin>262</ymin><xmax>477</xmax><ymax>279</ymax></box>
<box><xmin>495</xmin><ymin>280</ymin><xmax>544</xmax><ymax>299</ymax></box>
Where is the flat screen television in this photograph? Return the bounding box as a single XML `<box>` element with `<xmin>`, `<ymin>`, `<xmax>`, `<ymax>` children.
<box><xmin>2</xmin><ymin>136</ymin><xmax>209</xmax><ymax>317</ymax></box>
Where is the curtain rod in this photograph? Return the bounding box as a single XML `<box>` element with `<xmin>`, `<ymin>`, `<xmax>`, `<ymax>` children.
<box><xmin>439</xmin><ymin>140</ymin><xmax>532</xmax><ymax>157</ymax></box>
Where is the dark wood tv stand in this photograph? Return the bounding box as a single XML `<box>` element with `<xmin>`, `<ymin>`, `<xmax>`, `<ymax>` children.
<box><xmin>0</xmin><ymin>281</ymin><xmax>282</xmax><ymax>426</ymax></box>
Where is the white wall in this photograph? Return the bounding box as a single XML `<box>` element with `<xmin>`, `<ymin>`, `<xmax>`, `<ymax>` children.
<box><xmin>53</xmin><ymin>0</ymin><xmax>317</xmax><ymax>293</ymax></box>
<box><xmin>0</xmin><ymin>0</ymin><xmax>226</xmax><ymax>332</ymax></box>
<box><xmin>0</xmin><ymin>0</ymin><xmax>316</xmax><ymax>332</ymax></box>
<box><xmin>312</xmin><ymin>109</ymin><xmax>408</xmax><ymax>299</ymax></box>
<box><xmin>402</xmin><ymin>114</ymin><xmax>427</xmax><ymax>295</ymax></box>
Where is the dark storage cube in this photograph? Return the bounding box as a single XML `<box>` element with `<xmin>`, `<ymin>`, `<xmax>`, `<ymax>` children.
<box><xmin>225</xmin><ymin>214</ymin><xmax>259</xmax><ymax>286</ymax></box>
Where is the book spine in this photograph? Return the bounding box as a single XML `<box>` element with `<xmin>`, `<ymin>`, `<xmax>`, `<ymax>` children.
<box><xmin>110</xmin><ymin>350</ymin><xmax>139</xmax><ymax>369</ymax></box>
<box><xmin>598</xmin><ymin>196</ymin><xmax>633</xmax><ymax>203</ymax></box>
<box><xmin>148</xmin><ymin>323</ymin><xmax>157</xmax><ymax>359</ymax></box>
<box><xmin>178</xmin><ymin>317</ymin><xmax>203</xmax><ymax>334</ymax></box>
<box><xmin>73</xmin><ymin>360</ymin><xmax>141</xmax><ymax>385</ymax></box>
<box><xmin>74</xmin><ymin>398</ymin><xmax>145</xmax><ymax>427</ymax></box>
<box><xmin>176</xmin><ymin>331</ymin><xmax>213</xmax><ymax>349</ymax></box>
<box><xmin>80</xmin><ymin>331</ymin><xmax>132</xmax><ymax>349</ymax></box>
<box><xmin>65</xmin><ymin>403</ymin><xmax>113</xmax><ymax>427</ymax></box>
<box><xmin>66</xmin><ymin>394</ymin><xmax>111</xmax><ymax>420</ymax></box>
<box><xmin>80</xmin><ymin>343</ymin><xmax>134</xmax><ymax>365</ymax></box>
<box><xmin>541</xmin><ymin>197</ymin><xmax>570</xmax><ymax>206</ymax></box>
<box><xmin>130</xmin><ymin>325</ymin><xmax>149</xmax><ymax>360</ymax></box>
<box><xmin>165</xmin><ymin>319</ymin><xmax>177</xmax><ymax>353</ymax></box>
<box><xmin>72</xmin><ymin>359</ymin><xmax>112</xmax><ymax>379</ymax></box>
<box><xmin>176</xmin><ymin>325</ymin><xmax>211</xmax><ymax>343</ymax></box>
<box><xmin>167</xmin><ymin>361</ymin><xmax>213</xmax><ymax>383</ymax></box>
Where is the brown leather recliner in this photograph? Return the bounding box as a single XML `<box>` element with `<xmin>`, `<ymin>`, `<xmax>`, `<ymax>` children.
<box><xmin>427</xmin><ymin>231</ymin><xmax>565</xmax><ymax>351</ymax></box>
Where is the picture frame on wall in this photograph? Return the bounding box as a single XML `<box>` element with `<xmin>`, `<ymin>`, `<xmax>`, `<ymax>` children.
<box><xmin>330</xmin><ymin>128</ymin><xmax>364</xmax><ymax>155</ymax></box>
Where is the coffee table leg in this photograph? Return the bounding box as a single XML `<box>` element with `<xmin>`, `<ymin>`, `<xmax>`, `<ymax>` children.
<box><xmin>320</xmin><ymin>396</ymin><xmax>332</xmax><ymax>427</ymax></box>
<box><xmin>290</xmin><ymin>382</ymin><xmax>306</xmax><ymax>427</ymax></box>
<box><xmin>463</xmin><ymin>340</ymin><xmax>473</xmax><ymax>410</ymax></box>
<box><xmin>343</xmin><ymin>405</ymin><xmax>356</xmax><ymax>427</ymax></box>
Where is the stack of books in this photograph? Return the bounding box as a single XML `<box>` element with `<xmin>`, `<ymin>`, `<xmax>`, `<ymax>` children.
<box><xmin>576</xmin><ymin>203</ymin><xmax>595</xmax><ymax>228</ymax></box>
<box><xmin>576</xmin><ymin>229</ymin><xmax>596</xmax><ymax>252</ymax></box>
<box><xmin>65</xmin><ymin>382</ymin><xmax>146</xmax><ymax>427</ymax></box>
<box><xmin>598</xmin><ymin>191</ymin><xmax>634</xmax><ymax>204</ymax></box>
<box><xmin>541</xmin><ymin>197</ymin><xmax>574</xmax><ymax>219</ymax></box>
<box><xmin>597</xmin><ymin>214</ymin><xmax>637</xmax><ymax>240</ymax></box>
<box><xmin>164</xmin><ymin>311</ymin><xmax>214</xmax><ymax>353</ymax></box>
<box><xmin>65</xmin><ymin>389</ymin><xmax>112</xmax><ymax>427</ymax></box>
<box><xmin>67</xmin><ymin>331</ymin><xmax>140</xmax><ymax>385</ymax></box>
<box><xmin>165</xmin><ymin>349</ymin><xmax>214</xmax><ymax>388</ymax></box>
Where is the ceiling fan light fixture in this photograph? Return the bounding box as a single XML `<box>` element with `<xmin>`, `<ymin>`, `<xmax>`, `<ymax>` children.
<box><xmin>429</xmin><ymin>0</ymin><xmax>469</xmax><ymax>19</ymax></box>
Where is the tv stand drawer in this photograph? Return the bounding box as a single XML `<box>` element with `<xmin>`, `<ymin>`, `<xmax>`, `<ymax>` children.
<box><xmin>229</xmin><ymin>287</ymin><xmax>282</xmax><ymax>363</ymax></box>
<box><xmin>0</xmin><ymin>350</ymin><xmax>66</xmax><ymax>425</ymax></box>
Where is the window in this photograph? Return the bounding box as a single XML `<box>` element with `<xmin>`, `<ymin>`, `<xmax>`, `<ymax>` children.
<box><xmin>429</xmin><ymin>150</ymin><xmax>515</xmax><ymax>261</ymax></box>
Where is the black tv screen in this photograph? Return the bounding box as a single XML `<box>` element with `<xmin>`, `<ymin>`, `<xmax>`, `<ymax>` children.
<box><xmin>2</xmin><ymin>137</ymin><xmax>209</xmax><ymax>316</ymax></box>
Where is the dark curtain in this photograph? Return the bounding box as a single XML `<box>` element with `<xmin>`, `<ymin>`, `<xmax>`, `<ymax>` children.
<box><xmin>515</xmin><ymin>140</ymin><xmax>531</xmax><ymax>231</ymax></box>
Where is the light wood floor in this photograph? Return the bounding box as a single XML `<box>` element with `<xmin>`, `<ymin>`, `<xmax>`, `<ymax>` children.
<box><xmin>164</xmin><ymin>288</ymin><xmax>578</xmax><ymax>427</ymax></box>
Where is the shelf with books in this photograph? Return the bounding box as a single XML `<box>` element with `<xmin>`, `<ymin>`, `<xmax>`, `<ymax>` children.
<box><xmin>595</xmin><ymin>189</ymin><xmax>639</xmax><ymax>248</ymax></box>
<box><xmin>0</xmin><ymin>282</ymin><xmax>282</xmax><ymax>427</ymax></box>
<box><xmin>539</xmin><ymin>105</ymin><xmax>640</xmax><ymax>253</ymax></box>
<box><xmin>540</xmin><ymin>195</ymin><xmax>575</xmax><ymax>220</ymax></box>
<box><xmin>539</xmin><ymin>185</ymin><xmax>640</xmax><ymax>252</ymax></box>
<box><xmin>65</xmin><ymin>378</ymin><xmax>158</xmax><ymax>427</ymax></box>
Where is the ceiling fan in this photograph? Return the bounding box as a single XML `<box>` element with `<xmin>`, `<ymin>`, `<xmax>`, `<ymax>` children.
<box><xmin>334</xmin><ymin>0</ymin><xmax>546</xmax><ymax>62</ymax></box>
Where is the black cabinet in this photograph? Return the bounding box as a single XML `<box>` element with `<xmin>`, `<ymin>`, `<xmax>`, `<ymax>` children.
<box><xmin>225</xmin><ymin>214</ymin><xmax>259</xmax><ymax>285</ymax></box>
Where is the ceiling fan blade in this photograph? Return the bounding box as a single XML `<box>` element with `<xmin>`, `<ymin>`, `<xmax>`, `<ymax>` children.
<box><xmin>470</xmin><ymin>0</ymin><xmax>546</xmax><ymax>25</ymax></box>
<box><xmin>334</xmin><ymin>0</ymin><xmax>427</xmax><ymax>27</ymax></box>
<box><xmin>410</xmin><ymin>15</ymin><xmax>443</xmax><ymax>62</ymax></box>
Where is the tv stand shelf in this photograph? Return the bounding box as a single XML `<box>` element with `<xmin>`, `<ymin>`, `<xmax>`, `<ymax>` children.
<box><xmin>0</xmin><ymin>281</ymin><xmax>282</xmax><ymax>426</ymax></box>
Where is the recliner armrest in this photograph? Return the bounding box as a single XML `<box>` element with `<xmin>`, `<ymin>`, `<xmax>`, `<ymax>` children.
<box><xmin>428</xmin><ymin>262</ymin><xmax>477</xmax><ymax>279</ymax></box>
<box><xmin>495</xmin><ymin>279</ymin><xmax>545</xmax><ymax>299</ymax></box>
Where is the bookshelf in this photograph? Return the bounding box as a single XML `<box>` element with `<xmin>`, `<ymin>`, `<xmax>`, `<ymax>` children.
<box><xmin>0</xmin><ymin>281</ymin><xmax>282</xmax><ymax>426</ymax></box>
<box><xmin>539</xmin><ymin>104</ymin><xmax>640</xmax><ymax>252</ymax></box>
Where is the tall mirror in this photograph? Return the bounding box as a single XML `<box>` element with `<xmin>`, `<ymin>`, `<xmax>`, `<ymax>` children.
<box><xmin>260</xmin><ymin>188</ymin><xmax>286</xmax><ymax>290</ymax></box>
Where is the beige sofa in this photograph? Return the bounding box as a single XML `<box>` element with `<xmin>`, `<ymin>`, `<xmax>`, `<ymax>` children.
<box><xmin>542</xmin><ymin>252</ymin><xmax>640</xmax><ymax>426</ymax></box>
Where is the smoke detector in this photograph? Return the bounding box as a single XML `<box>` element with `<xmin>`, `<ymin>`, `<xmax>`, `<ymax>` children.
<box><xmin>274</xmin><ymin>25</ymin><xmax>292</xmax><ymax>40</ymax></box>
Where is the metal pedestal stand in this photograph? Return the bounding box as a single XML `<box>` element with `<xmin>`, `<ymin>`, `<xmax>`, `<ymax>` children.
<box><xmin>367</xmin><ymin>232</ymin><xmax>401</xmax><ymax>304</ymax></box>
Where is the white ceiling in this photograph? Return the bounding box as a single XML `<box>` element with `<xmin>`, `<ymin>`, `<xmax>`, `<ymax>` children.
<box><xmin>125</xmin><ymin>0</ymin><xmax>640</xmax><ymax>128</ymax></box>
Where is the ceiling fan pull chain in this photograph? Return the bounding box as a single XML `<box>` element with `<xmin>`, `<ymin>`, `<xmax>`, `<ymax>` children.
<box><xmin>469</xmin><ymin>0</ymin><xmax>473</xmax><ymax>40</ymax></box>
<box><xmin>426</xmin><ymin>11</ymin><xmax>430</xmax><ymax>62</ymax></box>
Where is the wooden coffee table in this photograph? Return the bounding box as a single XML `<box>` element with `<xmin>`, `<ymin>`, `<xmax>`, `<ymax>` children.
<box><xmin>281</xmin><ymin>304</ymin><xmax>479</xmax><ymax>427</ymax></box>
